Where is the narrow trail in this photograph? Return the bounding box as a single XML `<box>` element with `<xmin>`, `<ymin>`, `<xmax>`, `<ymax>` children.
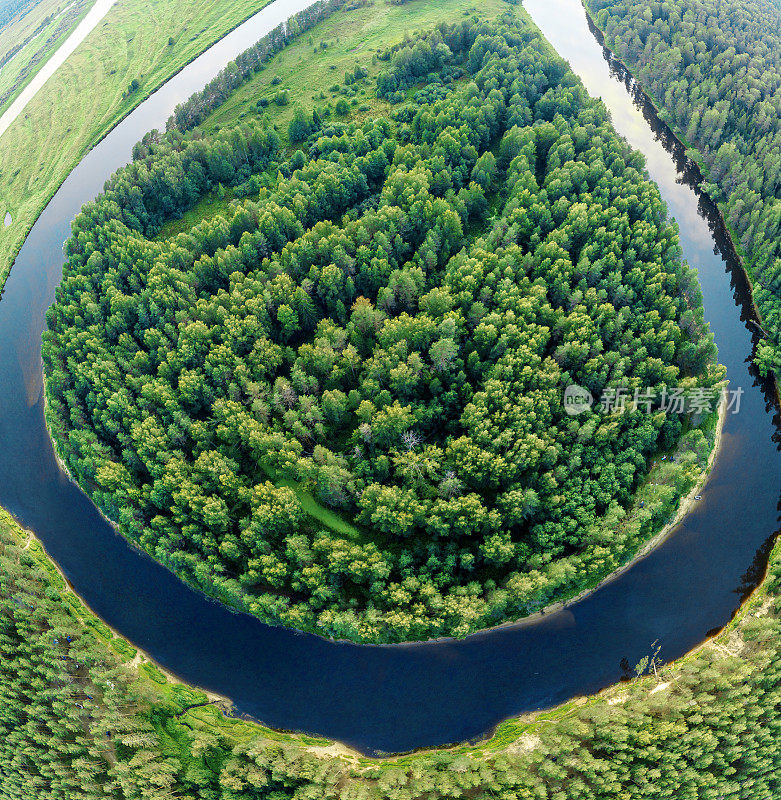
<box><xmin>0</xmin><ymin>0</ymin><xmax>116</xmax><ymax>141</ymax></box>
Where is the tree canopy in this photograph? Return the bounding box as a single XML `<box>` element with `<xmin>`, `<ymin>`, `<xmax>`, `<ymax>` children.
<box><xmin>588</xmin><ymin>0</ymin><xmax>781</xmax><ymax>377</ymax></box>
<box><xmin>43</xmin><ymin>12</ymin><xmax>720</xmax><ymax>643</ymax></box>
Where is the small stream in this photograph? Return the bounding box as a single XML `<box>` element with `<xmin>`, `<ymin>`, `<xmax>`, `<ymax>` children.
<box><xmin>1</xmin><ymin>0</ymin><xmax>779</xmax><ymax>756</ymax></box>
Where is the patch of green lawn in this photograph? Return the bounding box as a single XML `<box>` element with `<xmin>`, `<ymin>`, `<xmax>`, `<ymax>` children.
<box><xmin>0</xmin><ymin>0</ymin><xmax>277</xmax><ymax>289</ymax></box>
<box><xmin>155</xmin><ymin>187</ymin><xmax>235</xmax><ymax>239</ymax></box>
<box><xmin>198</xmin><ymin>0</ymin><xmax>509</xmax><ymax>145</ymax></box>
<box><xmin>278</xmin><ymin>478</ymin><xmax>364</xmax><ymax>540</ymax></box>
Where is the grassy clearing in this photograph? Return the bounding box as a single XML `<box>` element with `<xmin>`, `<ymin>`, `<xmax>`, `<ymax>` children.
<box><xmin>155</xmin><ymin>188</ymin><xmax>236</xmax><ymax>239</ymax></box>
<box><xmin>0</xmin><ymin>0</ymin><xmax>280</xmax><ymax>288</ymax></box>
<box><xmin>259</xmin><ymin>455</ymin><xmax>367</xmax><ymax>542</ymax></box>
<box><xmin>0</xmin><ymin>0</ymin><xmax>93</xmax><ymax>115</ymax></box>
<box><xmin>198</xmin><ymin>0</ymin><xmax>509</xmax><ymax>143</ymax></box>
<box><xmin>278</xmin><ymin>478</ymin><xmax>365</xmax><ymax>540</ymax></box>
<box><xmin>0</xmin><ymin>0</ymin><xmax>75</xmax><ymax>65</ymax></box>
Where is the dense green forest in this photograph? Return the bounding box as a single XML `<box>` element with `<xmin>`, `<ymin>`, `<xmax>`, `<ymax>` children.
<box><xmin>0</xmin><ymin>511</ymin><xmax>215</xmax><ymax>799</ymax></box>
<box><xmin>6</xmin><ymin>491</ymin><xmax>781</xmax><ymax>800</ymax></box>
<box><xmin>42</xmin><ymin>10</ymin><xmax>722</xmax><ymax>642</ymax></box>
<box><xmin>587</xmin><ymin>0</ymin><xmax>781</xmax><ymax>377</ymax></box>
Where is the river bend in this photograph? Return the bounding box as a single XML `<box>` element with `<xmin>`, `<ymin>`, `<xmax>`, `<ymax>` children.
<box><xmin>1</xmin><ymin>0</ymin><xmax>779</xmax><ymax>756</ymax></box>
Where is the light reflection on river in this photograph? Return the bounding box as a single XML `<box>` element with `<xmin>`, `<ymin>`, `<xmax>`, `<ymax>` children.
<box><xmin>0</xmin><ymin>0</ymin><xmax>778</xmax><ymax>755</ymax></box>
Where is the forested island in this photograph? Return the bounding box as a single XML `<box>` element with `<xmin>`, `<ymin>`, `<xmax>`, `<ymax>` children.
<box><xmin>8</xmin><ymin>0</ymin><xmax>781</xmax><ymax>797</ymax></box>
<box><xmin>43</xmin><ymin>7</ymin><xmax>722</xmax><ymax>642</ymax></box>
<box><xmin>587</xmin><ymin>0</ymin><xmax>781</xmax><ymax>378</ymax></box>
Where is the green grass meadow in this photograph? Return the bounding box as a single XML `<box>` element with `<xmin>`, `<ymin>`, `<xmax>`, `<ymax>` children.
<box><xmin>0</xmin><ymin>0</ymin><xmax>278</xmax><ymax>289</ymax></box>
<box><xmin>199</xmin><ymin>0</ymin><xmax>509</xmax><ymax>142</ymax></box>
<box><xmin>0</xmin><ymin>0</ymin><xmax>93</xmax><ymax>116</ymax></box>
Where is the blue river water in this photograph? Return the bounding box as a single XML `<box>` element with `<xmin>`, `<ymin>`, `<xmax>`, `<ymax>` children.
<box><xmin>0</xmin><ymin>0</ymin><xmax>778</xmax><ymax>755</ymax></box>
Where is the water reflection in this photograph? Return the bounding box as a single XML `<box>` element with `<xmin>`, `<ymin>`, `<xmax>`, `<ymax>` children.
<box><xmin>0</xmin><ymin>0</ymin><xmax>778</xmax><ymax>755</ymax></box>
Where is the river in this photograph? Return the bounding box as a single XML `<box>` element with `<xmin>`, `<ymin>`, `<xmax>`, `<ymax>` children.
<box><xmin>1</xmin><ymin>0</ymin><xmax>779</xmax><ymax>757</ymax></box>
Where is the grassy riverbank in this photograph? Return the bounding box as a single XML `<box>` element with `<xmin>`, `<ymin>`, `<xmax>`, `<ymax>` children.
<box><xmin>7</xmin><ymin>480</ymin><xmax>781</xmax><ymax>797</ymax></box>
<box><xmin>0</xmin><ymin>0</ymin><xmax>93</xmax><ymax>120</ymax></box>
<box><xmin>0</xmin><ymin>0</ymin><xmax>280</xmax><ymax>289</ymax></box>
<box><xmin>0</xmin><ymin>0</ymin><xmax>76</xmax><ymax>64</ymax></box>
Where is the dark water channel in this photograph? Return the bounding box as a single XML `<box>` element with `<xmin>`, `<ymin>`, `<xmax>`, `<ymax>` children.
<box><xmin>1</xmin><ymin>0</ymin><xmax>779</xmax><ymax>756</ymax></box>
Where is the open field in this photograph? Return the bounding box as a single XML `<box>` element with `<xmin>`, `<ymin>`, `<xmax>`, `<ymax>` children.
<box><xmin>0</xmin><ymin>0</ymin><xmax>279</xmax><ymax>289</ymax></box>
<box><xmin>0</xmin><ymin>0</ymin><xmax>77</xmax><ymax>65</ymax></box>
<box><xmin>0</xmin><ymin>0</ymin><xmax>93</xmax><ymax>117</ymax></box>
<box><xmin>200</xmin><ymin>0</ymin><xmax>507</xmax><ymax>141</ymax></box>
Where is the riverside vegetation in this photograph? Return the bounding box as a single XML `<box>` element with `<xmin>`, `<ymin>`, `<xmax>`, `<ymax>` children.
<box><xmin>4</xmin><ymin>418</ymin><xmax>781</xmax><ymax>800</ymax></box>
<box><xmin>43</xmin><ymin>5</ymin><xmax>723</xmax><ymax>642</ymax></box>
<box><xmin>586</xmin><ymin>0</ymin><xmax>781</xmax><ymax>379</ymax></box>
<box><xmin>0</xmin><ymin>0</ymin><xmax>313</xmax><ymax>288</ymax></box>
<box><xmin>6</xmin><ymin>2</ymin><xmax>781</xmax><ymax>799</ymax></box>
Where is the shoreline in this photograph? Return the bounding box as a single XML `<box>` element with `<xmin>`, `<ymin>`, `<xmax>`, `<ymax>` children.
<box><xmin>0</xmin><ymin>0</ymin><xmax>278</xmax><ymax>296</ymax></box>
<box><xmin>5</xmin><ymin>498</ymin><xmax>234</xmax><ymax>709</ymax></box>
<box><xmin>580</xmin><ymin>0</ymin><xmax>781</xmax><ymax>411</ymax></box>
<box><xmin>35</xmin><ymin>389</ymin><xmax>729</xmax><ymax>762</ymax></box>
<box><xmin>531</xmin><ymin>398</ymin><xmax>727</xmax><ymax>618</ymax></box>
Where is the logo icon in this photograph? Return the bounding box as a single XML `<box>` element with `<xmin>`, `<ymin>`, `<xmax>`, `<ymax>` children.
<box><xmin>563</xmin><ymin>384</ymin><xmax>593</xmax><ymax>416</ymax></box>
